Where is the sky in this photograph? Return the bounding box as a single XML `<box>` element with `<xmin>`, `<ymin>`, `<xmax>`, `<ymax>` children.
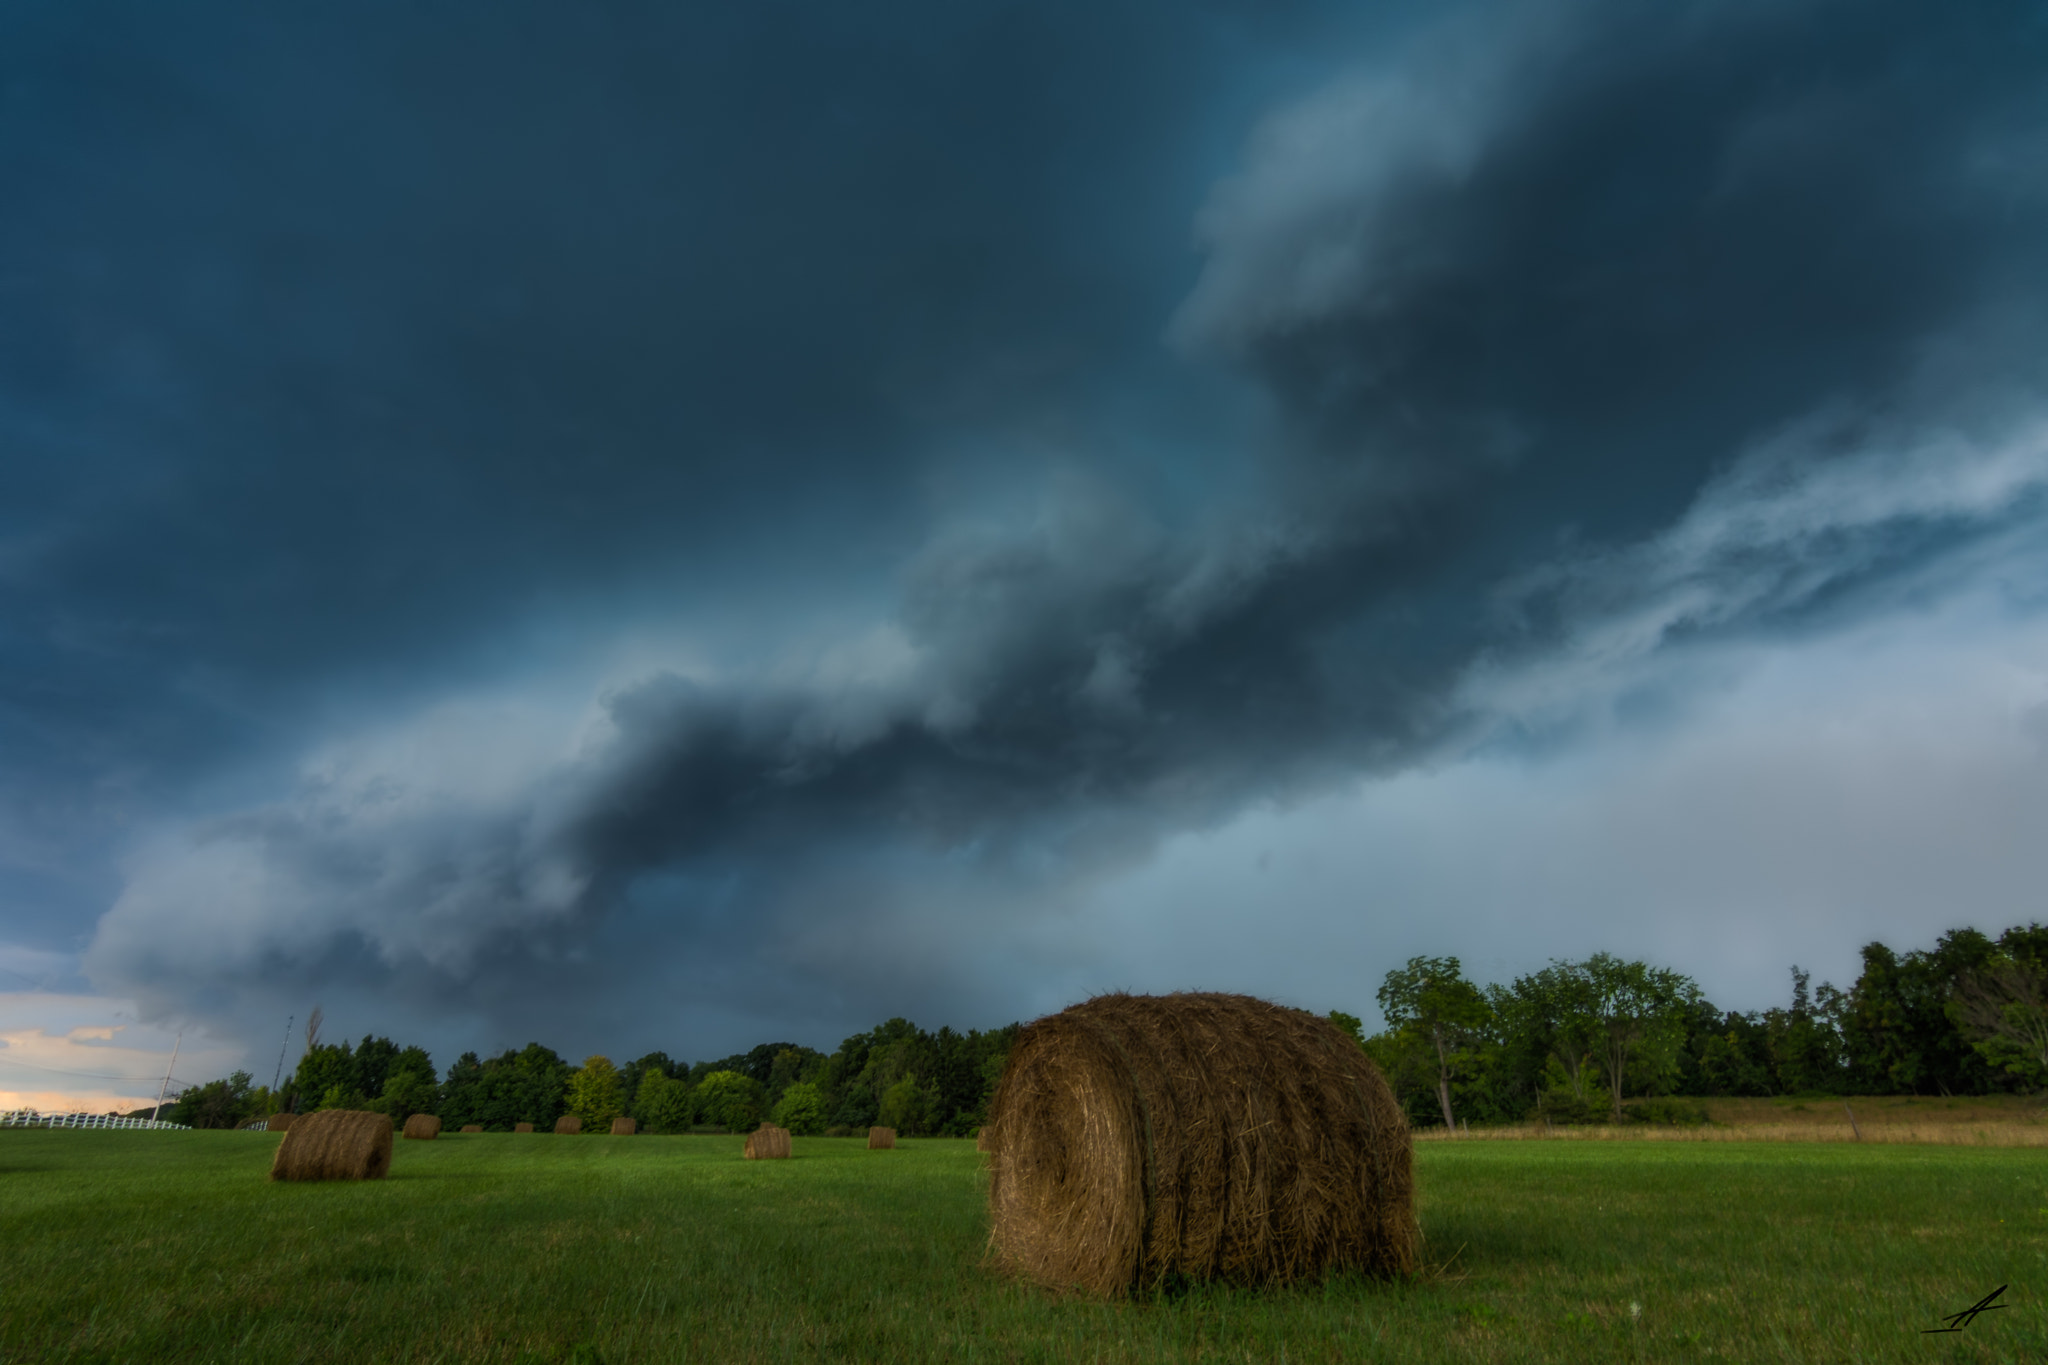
<box><xmin>5</xmin><ymin>0</ymin><xmax>2048</xmax><ymax>1109</ymax></box>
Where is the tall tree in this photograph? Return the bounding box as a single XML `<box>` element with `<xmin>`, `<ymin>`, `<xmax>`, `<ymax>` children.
<box><xmin>167</xmin><ymin>1071</ymin><xmax>257</xmax><ymax>1129</ymax></box>
<box><xmin>632</xmin><ymin>1071</ymin><xmax>695</xmax><ymax>1134</ymax></box>
<box><xmin>564</xmin><ymin>1056</ymin><xmax>625</xmax><ymax>1133</ymax></box>
<box><xmin>1496</xmin><ymin>963</ymin><xmax>1602</xmax><ymax>1117</ymax></box>
<box><xmin>438</xmin><ymin>1043</ymin><xmax>572</xmax><ymax>1130</ymax></box>
<box><xmin>1575</xmin><ymin>953</ymin><xmax>1701</xmax><ymax>1120</ymax></box>
<box><xmin>694</xmin><ymin>1071</ymin><xmax>761</xmax><ymax>1133</ymax></box>
<box><xmin>619</xmin><ymin>1052</ymin><xmax>684</xmax><ymax>1112</ymax></box>
<box><xmin>351</xmin><ymin>1036</ymin><xmax>402</xmax><ymax>1100</ymax></box>
<box><xmin>1841</xmin><ymin>930</ymin><xmax>1999</xmax><ymax>1094</ymax></box>
<box><xmin>1723</xmin><ymin>967</ymin><xmax>1852</xmax><ymax>1096</ymax></box>
<box><xmin>1376</xmin><ymin>956</ymin><xmax>1492</xmax><ymax>1131</ymax></box>
<box><xmin>290</xmin><ymin>1039</ymin><xmax>360</xmax><ymax>1112</ymax></box>
<box><xmin>1951</xmin><ymin>924</ymin><xmax>2048</xmax><ymax>1087</ymax></box>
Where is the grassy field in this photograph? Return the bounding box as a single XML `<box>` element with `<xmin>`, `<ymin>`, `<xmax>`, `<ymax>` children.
<box><xmin>2</xmin><ymin>1127</ymin><xmax>2040</xmax><ymax>1364</ymax></box>
<box><xmin>1419</xmin><ymin>1093</ymin><xmax>2048</xmax><ymax>1146</ymax></box>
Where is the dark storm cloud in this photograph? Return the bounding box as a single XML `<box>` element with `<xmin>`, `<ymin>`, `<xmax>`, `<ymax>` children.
<box><xmin>560</xmin><ymin>0</ymin><xmax>2048</xmax><ymax>894</ymax></box>
<box><xmin>39</xmin><ymin>0</ymin><xmax>2048</xmax><ymax>1054</ymax></box>
<box><xmin>2</xmin><ymin>0</ymin><xmax>1355</xmax><ymax>944</ymax></box>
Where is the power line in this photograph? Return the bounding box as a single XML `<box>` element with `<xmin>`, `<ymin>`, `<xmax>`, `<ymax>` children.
<box><xmin>0</xmin><ymin>1058</ymin><xmax>195</xmax><ymax>1082</ymax></box>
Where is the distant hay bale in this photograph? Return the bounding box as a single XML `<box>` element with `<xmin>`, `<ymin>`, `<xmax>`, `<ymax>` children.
<box><xmin>867</xmin><ymin>1126</ymin><xmax>896</xmax><ymax>1149</ymax></box>
<box><xmin>514</xmin><ymin>1122</ymin><xmax>534</xmax><ymax>1133</ymax></box>
<box><xmin>265</xmin><ymin>1112</ymin><xmax>296</xmax><ymax>1133</ymax></box>
<box><xmin>743</xmin><ymin>1124</ymin><xmax>791</xmax><ymax>1159</ymax></box>
<box><xmin>461</xmin><ymin>1124</ymin><xmax>482</xmax><ymax>1133</ymax></box>
<box><xmin>269</xmin><ymin>1109</ymin><xmax>394</xmax><ymax>1183</ymax></box>
<box><xmin>985</xmin><ymin>991</ymin><xmax>1415</xmax><ymax>1297</ymax></box>
<box><xmin>554</xmin><ymin>1115</ymin><xmax>582</xmax><ymax>1135</ymax></box>
<box><xmin>402</xmin><ymin>1114</ymin><xmax>441</xmax><ymax>1140</ymax></box>
<box><xmin>611</xmin><ymin>1116</ymin><xmax>636</xmax><ymax>1136</ymax></box>
<box><xmin>976</xmin><ymin>1126</ymin><xmax>992</xmax><ymax>1152</ymax></box>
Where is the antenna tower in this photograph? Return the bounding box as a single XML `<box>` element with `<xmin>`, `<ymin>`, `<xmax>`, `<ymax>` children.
<box><xmin>272</xmin><ymin>1014</ymin><xmax>294</xmax><ymax>1092</ymax></box>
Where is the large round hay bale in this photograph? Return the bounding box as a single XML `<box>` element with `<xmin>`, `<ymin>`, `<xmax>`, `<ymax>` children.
<box><xmin>265</xmin><ymin>1112</ymin><xmax>296</xmax><ymax>1133</ymax></box>
<box><xmin>461</xmin><ymin>1124</ymin><xmax>482</xmax><ymax>1133</ymax></box>
<box><xmin>514</xmin><ymin>1122</ymin><xmax>534</xmax><ymax>1133</ymax></box>
<box><xmin>743</xmin><ymin>1124</ymin><xmax>791</xmax><ymax>1159</ymax></box>
<box><xmin>554</xmin><ymin>1115</ymin><xmax>582</xmax><ymax>1135</ymax></box>
<box><xmin>985</xmin><ymin>991</ymin><xmax>1415</xmax><ymax>1297</ymax></box>
<box><xmin>867</xmin><ymin>1126</ymin><xmax>896</xmax><ymax>1149</ymax></box>
<box><xmin>269</xmin><ymin>1109</ymin><xmax>394</xmax><ymax>1182</ymax></box>
<box><xmin>402</xmin><ymin>1114</ymin><xmax>441</xmax><ymax>1140</ymax></box>
<box><xmin>610</xmin><ymin>1116</ymin><xmax>636</xmax><ymax>1136</ymax></box>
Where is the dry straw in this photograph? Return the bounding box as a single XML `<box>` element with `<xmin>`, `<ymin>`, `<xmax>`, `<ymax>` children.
<box><xmin>269</xmin><ymin>1109</ymin><xmax>394</xmax><ymax>1182</ymax></box>
<box><xmin>611</xmin><ymin>1116</ymin><xmax>636</xmax><ymax>1136</ymax></box>
<box><xmin>265</xmin><ymin>1113</ymin><xmax>295</xmax><ymax>1133</ymax></box>
<box><xmin>514</xmin><ymin>1122</ymin><xmax>534</xmax><ymax>1133</ymax></box>
<box><xmin>867</xmin><ymin>1126</ymin><xmax>897</xmax><ymax>1149</ymax></box>
<box><xmin>985</xmin><ymin>991</ymin><xmax>1416</xmax><ymax>1297</ymax></box>
<box><xmin>976</xmin><ymin>1127</ymin><xmax>992</xmax><ymax>1152</ymax></box>
<box><xmin>402</xmin><ymin>1114</ymin><xmax>442</xmax><ymax>1140</ymax></box>
<box><xmin>554</xmin><ymin>1115</ymin><xmax>582</xmax><ymax>1135</ymax></box>
<box><xmin>461</xmin><ymin>1124</ymin><xmax>482</xmax><ymax>1133</ymax></box>
<box><xmin>743</xmin><ymin>1124</ymin><xmax>792</xmax><ymax>1159</ymax></box>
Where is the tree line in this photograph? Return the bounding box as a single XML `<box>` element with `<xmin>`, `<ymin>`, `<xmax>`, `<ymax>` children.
<box><xmin>1351</xmin><ymin>923</ymin><xmax>2048</xmax><ymax>1129</ymax></box>
<box><xmin>163</xmin><ymin>1014</ymin><xmax>1019</xmax><ymax>1137</ymax></box>
<box><xmin>160</xmin><ymin>923</ymin><xmax>2046</xmax><ymax>1133</ymax></box>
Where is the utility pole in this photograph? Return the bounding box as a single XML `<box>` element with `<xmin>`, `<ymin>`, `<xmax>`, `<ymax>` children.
<box><xmin>272</xmin><ymin>1014</ymin><xmax>294</xmax><ymax>1092</ymax></box>
<box><xmin>150</xmin><ymin>1032</ymin><xmax>181</xmax><ymax>1123</ymax></box>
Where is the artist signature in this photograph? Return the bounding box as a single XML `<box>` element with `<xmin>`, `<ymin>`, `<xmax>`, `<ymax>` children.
<box><xmin>1923</xmin><ymin>1285</ymin><xmax>2008</xmax><ymax>1334</ymax></box>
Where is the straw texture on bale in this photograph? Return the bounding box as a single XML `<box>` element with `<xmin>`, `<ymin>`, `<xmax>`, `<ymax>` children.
<box><xmin>402</xmin><ymin>1114</ymin><xmax>442</xmax><ymax>1140</ymax></box>
<box><xmin>554</xmin><ymin>1115</ymin><xmax>582</xmax><ymax>1135</ymax></box>
<box><xmin>269</xmin><ymin>1109</ymin><xmax>394</xmax><ymax>1182</ymax></box>
<box><xmin>976</xmin><ymin>1127</ymin><xmax>992</xmax><ymax>1152</ymax></box>
<box><xmin>611</xmin><ymin>1116</ymin><xmax>636</xmax><ymax>1136</ymax></box>
<box><xmin>265</xmin><ymin>1112</ymin><xmax>296</xmax><ymax>1133</ymax></box>
<box><xmin>514</xmin><ymin>1122</ymin><xmax>534</xmax><ymax>1133</ymax></box>
<box><xmin>985</xmin><ymin>991</ymin><xmax>1415</xmax><ymax>1297</ymax></box>
<box><xmin>867</xmin><ymin>1126</ymin><xmax>897</xmax><ymax>1149</ymax></box>
<box><xmin>461</xmin><ymin>1124</ymin><xmax>482</xmax><ymax>1133</ymax></box>
<box><xmin>743</xmin><ymin>1124</ymin><xmax>791</xmax><ymax>1159</ymax></box>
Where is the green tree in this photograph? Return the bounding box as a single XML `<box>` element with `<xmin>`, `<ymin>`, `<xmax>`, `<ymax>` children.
<box><xmin>1841</xmin><ymin>930</ymin><xmax>2000</xmax><ymax>1094</ymax></box>
<box><xmin>620</xmin><ymin>1052</ymin><xmax>682</xmax><ymax>1112</ymax></box>
<box><xmin>1760</xmin><ymin>968</ymin><xmax>1847</xmax><ymax>1094</ymax></box>
<box><xmin>314</xmin><ymin>1081</ymin><xmax>367</xmax><ymax>1112</ymax></box>
<box><xmin>439</xmin><ymin>1043</ymin><xmax>573</xmax><ymax>1130</ymax></box>
<box><xmin>565</xmin><ymin>1055</ymin><xmax>625</xmax><ymax>1133</ymax></box>
<box><xmin>351</xmin><ymin>1036</ymin><xmax>403</xmax><ymax>1100</ymax></box>
<box><xmin>378</xmin><ymin>1065</ymin><xmax>440</xmax><ymax>1123</ymax></box>
<box><xmin>289</xmin><ymin>1040</ymin><xmax>357</xmax><ymax>1113</ymax></box>
<box><xmin>1376</xmin><ymin>956</ymin><xmax>1494</xmax><ymax>1130</ymax></box>
<box><xmin>167</xmin><ymin>1071</ymin><xmax>257</xmax><ymax>1129</ymax></box>
<box><xmin>1951</xmin><ymin>924</ymin><xmax>2048</xmax><ymax>1087</ymax></box>
<box><xmin>1694</xmin><ymin>1019</ymin><xmax>1774</xmax><ymax>1096</ymax></box>
<box><xmin>1574</xmin><ymin>953</ymin><xmax>1702</xmax><ymax>1120</ymax></box>
<box><xmin>694</xmin><ymin>1070</ymin><xmax>761</xmax><ymax>1133</ymax></box>
<box><xmin>1495</xmin><ymin>965</ymin><xmax>1600</xmax><ymax>1120</ymax></box>
<box><xmin>634</xmin><ymin>1071</ymin><xmax>695</xmax><ymax>1134</ymax></box>
<box><xmin>1327</xmin><ymin>1010</ymin><xmax>1366</xmax><ymax>1046</ymax></box>
<box><xmin>877</xmin><ymin>1072</ymin><xmax>939</xmax><ymax>1135</ymax></box>
<box><xmin>772</xmin><ymin>1080</ymin><xmax>828</xmax><ymax>1135</ymax></box>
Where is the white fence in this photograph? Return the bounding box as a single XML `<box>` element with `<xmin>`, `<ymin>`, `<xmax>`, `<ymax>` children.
<box><xmin>1</xmin><ymin>1110</ymin><xmax>191</xmax><ymax>1130</ymax></box>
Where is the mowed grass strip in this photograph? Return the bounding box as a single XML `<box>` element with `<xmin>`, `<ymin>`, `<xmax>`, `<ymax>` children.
<box><xmin>2</xmin><ymin>1130</ymin><xmax>2041</xmax><ymax>1364</ymax></box>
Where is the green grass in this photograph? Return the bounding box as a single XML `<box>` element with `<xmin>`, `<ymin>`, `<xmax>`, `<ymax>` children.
<box><xmin>1</xmin><ymin>1130</ymin><xmax>2040</xmax><ymax>1363</ymax></box>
